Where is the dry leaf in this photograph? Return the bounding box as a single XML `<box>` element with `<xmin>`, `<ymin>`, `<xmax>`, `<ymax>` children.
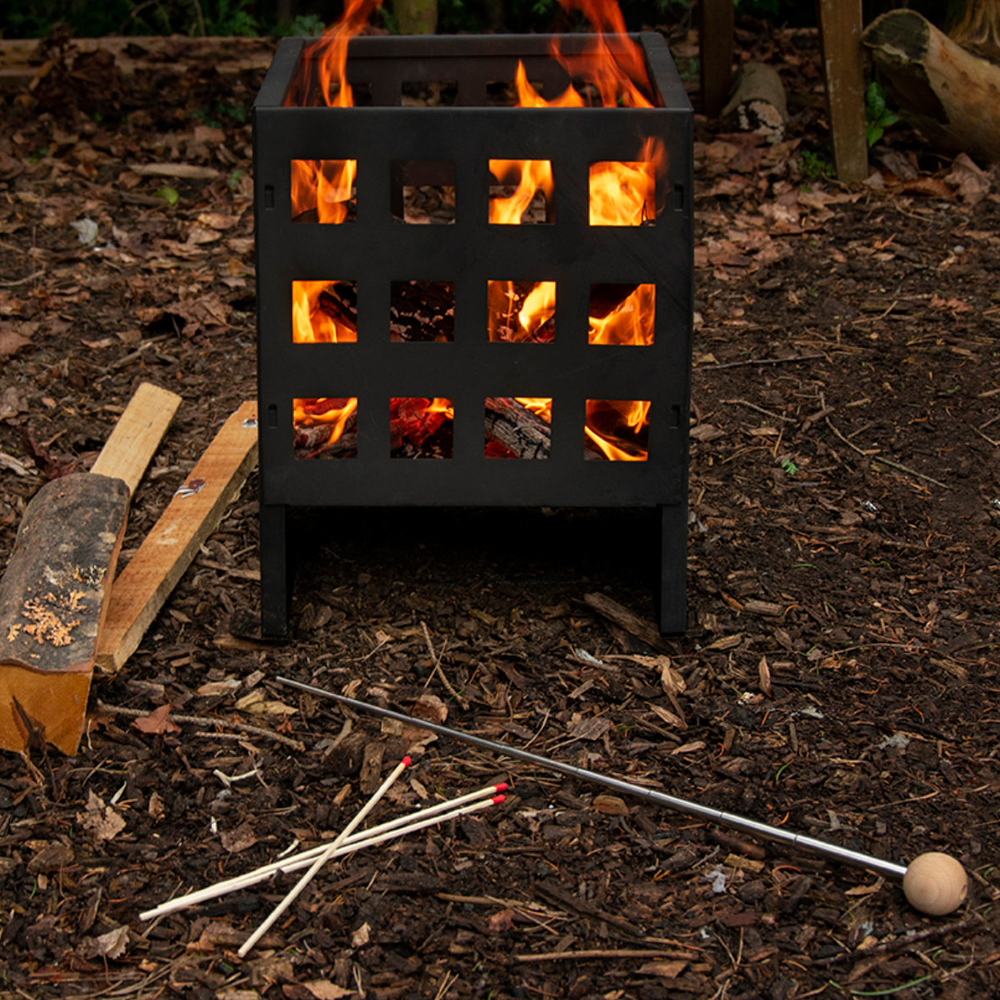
<box><xmin>77</xmin><ymin>791</ymin><xmax>126</xmax><ymax>842</ymax></box>
<box><xmin>77</xmin><ymin>925</ymin><xmax>129</xmax><ymax>960</ymax></box>
<box><xmin>0</xmin><ymin>324</ymin><xmax>33</xmax><ymax>357</ymax></box>
<box><xmin>637</xmin><ymin>960</ymin><xmax>687</xmax><ymax>978</ymax></box>
<box><xmin>593</xmin><ymin>794</ymin><xmax>630</xmax><ymax>816</ymax></box>
<box><xmin>487</xmin><ymin>908</ymin><xmax>516</xmax><ymax>933</ymax></box>
<box><xmin>132</xmin><ymin>704</ymin><xmax>181</xmax><ymax>734</ymax></box>
<box><xmin>148</xmin><ymin>790</ymin><xmax>166</xmax><ymax>821</ymax></box>
<box><xmin>220</xmin><ymin>822</ymin><xmax>258</xmax><ymax>854</ymax></box>
<box><xmin>758</xmin><ymin>655</ymin><xmax>773</xmax><ymax>698</ymax></box>
<box><xmin>351</xmin><ymin>921</ymin><xmax>371</xmax><ymax>948</ymax></box>
<box><xmin>567</xmin><ymin>714</ymin><xmax>612</xmax><ymax>741</ymax></box>
<box><xmin>301</xmin><ymin>981</ymin><xmax>356</xmax><ymax>1000</ymax></box>
<box><xmin>412</xmin><ymin>693</ymin><xmax>448</xmax><ymax>723</ymax></box>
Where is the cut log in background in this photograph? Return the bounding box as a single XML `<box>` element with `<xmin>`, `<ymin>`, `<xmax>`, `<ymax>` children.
<box><xmin>863</xmin><ymin>3</ymin><xmax>1000</xmax><ymax>164</ymax></box>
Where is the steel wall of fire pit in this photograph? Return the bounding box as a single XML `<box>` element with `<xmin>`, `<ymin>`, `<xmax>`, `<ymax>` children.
<box><xmin>253</xmin><ymin>33</ymin><xmax>693</xmax><ymax>638</ymax></box>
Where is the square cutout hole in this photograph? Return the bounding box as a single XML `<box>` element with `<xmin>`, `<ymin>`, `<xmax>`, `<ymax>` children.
<box><xmin>585</xmin><ymin>399</ymin><xmax>650</xmax><ymax>461</ymax></box>
<box><xmin>390</xmin><ymin>281</ymin><xmax>454</xmax><ymax>342</ymax></box>
<box><xmin>485</xmin><ymin>397</ymin><xmax>551</xmax><ymax>459</ymax></box>
<box><xmin>489</xmin><ymin>159</ymin><xmax>553</xmax><ymax>224</ymax></box>
<box><xmin>391</xmin><ymin>160</ymin><xmax>456</xmax><ymax>224</ymax></box>
<box><xmin>487</xmin><ymin>280</ymin><xmax>555</xmax><ymax>342</ymax></box>
<box><xmin>291</xmin><ymin>160</ymin><xmax>357</xmax><ymax>223</ymax></box>
<box><xmin>390</xmin><ymin>397</ymin><xmax>453</xmax><ymax>458</ymax></box>
<box><xmin>292</xmin><ymin>281</ymin><xmax>357</xmax><ymax>343</ymax></box>
<box><xmin>589</xmin><ymin>143</ymin><xmax>663</xmax><ymax>226</ymax></box>
<box><xmin>588</xmin><ymin>283</ymin><xmax>655</xmax><ymax>345</ymax></box>
<box><xmin>294</xmin><ymin>397</ymin><xmax>358</xmax><ymax>459</ymax></box>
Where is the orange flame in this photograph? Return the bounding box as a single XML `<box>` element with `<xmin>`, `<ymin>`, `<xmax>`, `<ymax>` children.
<box><xmin>489</xmin><ymin>158</ymin><xmax>554</xmax><ymax>225</ymax></box>
<box><xmin>294</xmin><ymin>396</ymin><xmax>358</xmax><ymax>450</ymax></box>
<box><xmin>515</xmin><ymin>397</ymin><xmax>553</xmax><ymax>423</ymax></box>
<box><xmin>488</xmin><ymin>281</ymin><xmax>556</xmax><ymax>342</ymax></box>
<box><xmin>291</xmin><ymin>159</ymin><xmax>357</xmax><ymax>223</ymax></box>
<box><xmin>292</xmin><ymin>281</ymin><xmax>357</xmax><ymax>343</ymax></box>
<box><xmin>590</xmin><ymin>137</ymin><xmax>665</xmax><ymax>227</ymax></box>
<box><xmin>589</xmin><ymin>284</ymin><xmax>655</xmax><ymax>346</ymax></box>
<box><xmin>585</xmin><ymin>399</ymin><xmax>649</xmax><ymax>460</ymax></box>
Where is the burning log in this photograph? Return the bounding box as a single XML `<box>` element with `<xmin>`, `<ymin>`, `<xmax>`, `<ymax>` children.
<box><xmin>484</xmin><ymin>397</ymin><xmax>551</xmax><ymax>459</ymax></box>
<box><xmin>294</xmin><ymin>415</ymin><xmax>358</xmax><ymax>459</ymax></box>
<box><xmin>863</xmin><ymin>6</ymin><xmax>1000</xmax><ymax>164</ymax></box>
<box><xmin>0</xmin><ymin>383</ymin><xmax>180</xmax><ymax>754</ymax></box>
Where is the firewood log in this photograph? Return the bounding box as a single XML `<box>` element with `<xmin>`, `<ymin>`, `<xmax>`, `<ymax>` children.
<box><xmin>484</xmin><ymin>397</ymin><xmax>551</xmax><ymax>459</ymax></box>
<box><xmin>863</xmin><ymin>7</ymin><xmax>1000</xmax><ymax>164</ymax></box>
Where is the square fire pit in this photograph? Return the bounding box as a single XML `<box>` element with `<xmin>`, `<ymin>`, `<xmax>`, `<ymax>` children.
<box><xmin>253</xmin><ymin>31</ymin><xmax>693</xmax><ymax>638</ymax></box>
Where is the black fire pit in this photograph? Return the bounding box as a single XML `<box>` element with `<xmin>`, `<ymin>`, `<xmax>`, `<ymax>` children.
<box><xmin>253</xmin><ymin>31</ymin><xmax>693</xmax><ymax>638</ymax></box>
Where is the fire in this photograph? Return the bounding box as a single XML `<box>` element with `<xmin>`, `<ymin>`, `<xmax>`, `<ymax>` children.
<box><xmin>585</xmin><ymin>399</ymin><xmax>649</xmax><ymax>461</ymax></box>
<box><xmin>515</xmin><ymin>397</ymin><xmax>553</xmax><ymax>423</ymax></box>
<box><xmin>291</xmin><ymin>159</ymin><xmax>357</xmax><ymax>223</ymax></box>
<box><xmin>488</xmin><ymin>281</ymin><xmax>556</xmax><ymax>342</ymax></box>
<box><xmin>589</xmin><ymin>283</ymin><xmax>654</xmax><ymax>346</ymax></box>
<box><xmin>390</xmin><ymin>397</ymin><xmax>454</xmax><ymax>457</ymax></box>
<box><xmin>489</xmin><ymin>158</ymin><xmax>554</xmax><ymax>225</ymax></box>
<box><xmin>589</xmin><ymin>138</ymin><xmax>665</xmax><ymax>227</ymax></box>
<box><xmin>294</xmin><ymin>397</ymin><xmax>358</xmax><ymax>453</ymax></box>
<box><xmin>292</xmin><ymin>281</ymin><xmax>357</xmax><ymax>343</ymax></box>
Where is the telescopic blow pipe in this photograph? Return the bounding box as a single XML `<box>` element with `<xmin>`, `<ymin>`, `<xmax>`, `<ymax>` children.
<box><xmin>276</xmin><ymin>676</ymin><xmax>906</xmax><ymax>878</ymax></box>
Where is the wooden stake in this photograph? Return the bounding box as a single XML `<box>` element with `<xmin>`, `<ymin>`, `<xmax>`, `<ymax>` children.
<box><xmin>818</xmin><ymin>0</ymin><xmax>868</xmax><ymax>183</ymax></box>
<box><xmin>95</xmin><ymin>401</ymin><xmax>258</xmax><ymax>673</ymax></box>
<box><xmin>237</xmin><ymin>756</ymin><xmax>411</xmax><ymax>957</ymax></box>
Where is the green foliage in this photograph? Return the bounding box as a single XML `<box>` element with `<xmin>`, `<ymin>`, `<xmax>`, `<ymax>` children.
<box><xmin>864</xmin><ymin>81</ymin><xmax>899</xmax><ymax>147</ymax></box>
<box><xmin>798</xmin><ymin>148</ymin><xmax>835</xmax><ymax>181</ymax></box>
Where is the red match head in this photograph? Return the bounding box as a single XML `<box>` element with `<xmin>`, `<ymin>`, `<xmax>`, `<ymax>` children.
<box><xmin>491</xmin><ymin>794</ymin><xmax>506</xmax><ymax>804</ymax></box>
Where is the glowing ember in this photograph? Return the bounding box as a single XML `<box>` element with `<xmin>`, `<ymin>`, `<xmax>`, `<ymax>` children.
<box><xmin>294</xmin><ymin>396</ymin><xmax>358</xmax><ymax>457</ymax></box>
<box><xmin>390</xmin><ymin>397</ymin><xmax>454</xmax><ymax>458</ymax></box>
<box><xmin>292</xmin><ymin>281</ymin><xmax>357</xmax><ymax>343</ymax></box>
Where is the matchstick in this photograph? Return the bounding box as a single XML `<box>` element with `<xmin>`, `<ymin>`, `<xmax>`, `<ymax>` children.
<box><xmin>139</xmin><ymin>786</ymin><xmax>506</xmax><ymax>921</ymax></box>
<box><xmin>237</xmin><ymin>756</ymin><xmax>411</xmax><ymax>958</ymax></box>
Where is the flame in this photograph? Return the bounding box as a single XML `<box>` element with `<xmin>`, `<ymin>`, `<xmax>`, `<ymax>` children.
<box><xmin>294</xmin><ymin>396</ymin><xmax>358</xmax><ymax>449</ymax></box>
<box><xmin>489</xmin><ymin>158</ymin><xmax>554</xmax><ymax>225</ymax></box>
<box><xmin>291</xmin><ymin>159</ymin><xmax>357</xmax><ymax>223</ymax></box>
<box><xmin>515</xmin><ymin>397</ymin><xmax>553</xmax><ymax>423</ymax></box>
<box><xmin>488</xmin><ymin>281</ymin><xmax>556</xmax><ymax>342</ymax></box>
<box><xmin>589</xmin><ymin>283</ymin><xmax>654</xmax><ymax>346</ymax></box>
<box><xmin>514</xmin><ymin>60</ymin><xmax>585</xmax><ymax>109</ymax></box>
<box><xmin>585</xmin><ymin>399</ymin><xmax>649</xmax><ymax>460</ymax></box>
<box><xmin>292</xmin><ymin>281</ymin><xmax>357</xmax><ymax>343</ymax></box>
<box><xmin>590</xmin><ymin>137</ymin><xmax>665</xmax><ymax>226</ymax></box>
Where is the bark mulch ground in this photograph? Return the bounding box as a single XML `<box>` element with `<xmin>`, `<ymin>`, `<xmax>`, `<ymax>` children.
<box><xmin>0</xmin><ymin>22</ymin><xmax>998</xmax><ymax>1000</ymax></box>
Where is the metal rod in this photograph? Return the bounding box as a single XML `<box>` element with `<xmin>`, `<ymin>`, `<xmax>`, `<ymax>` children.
<box><xmin>277</xmin><ymin>676</ymin><xmax>908</xmax><ymax>880</ymax></box>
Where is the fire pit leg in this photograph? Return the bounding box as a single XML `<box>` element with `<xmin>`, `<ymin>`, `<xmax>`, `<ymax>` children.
<box><xmin>658</xmin><ymin>503</ymin><xmax>688</xmax><ymax>634</ymax></box>
<box><xmin>260</xmin><ymin>503</ymin><xmax>290</xmax><ymax>639</ymax></box>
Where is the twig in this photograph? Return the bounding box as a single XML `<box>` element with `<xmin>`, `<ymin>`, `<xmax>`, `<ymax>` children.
<box><xmin>97</xmin><ymin>702</ymin><xmax>305</xmax><ymax>751</ymax></box>
<box><xmin>808</xmin><ymin>915</ymin><xmax>982</xmax><ymax>967</ymax></box>
<box><xmin>870</xmin><ymin>455</ymin><xmax>949</xmax><ymax>489</ymax></box>
<box><xmin>721</xmin><ymin>399</ymin><xmax>795</xmax><ymax>423</ymax></box>
<box><xmin>237</xmin><ymin>756</ymin><xmax>411</xmax><ymax>958</ymax></box>
<box><xmin>697</xmin><ymin>352</ymin><xmax>825</xmax><ymax>371</ymax></box>
<box><xmin>421</xmin><ymin>620</ymin><xmax>469</xmax><ymax>708</ymax></box>
<box><xmin>0</xmin><ymin>269</ymin><xmax>45</xmax><ymax>287</ymax></box>
<box><xmin>824</xmin><ymin>416</ymin><xmax>880</xmax><ymax>456</ymax></box>
<box><xmin>516</xmin><ymin>947</ymin><xmax>697</xmax><ymax>963</ymax></box>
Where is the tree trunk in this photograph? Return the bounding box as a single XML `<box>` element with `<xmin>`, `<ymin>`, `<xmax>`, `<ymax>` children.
<box><xmin>863</xmin><ymin>5</ymin><xmax>1000</xmax><ymax>163</ymax></box>
<box><xmin>394</xmin><ymin>0</ymin><xmax>437</xmax><ymax>35</ymax></box>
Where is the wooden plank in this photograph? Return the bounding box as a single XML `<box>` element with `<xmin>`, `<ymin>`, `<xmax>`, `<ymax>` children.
<box><xmin>95</xmin><ymin>401</ymin><xmax>259</xmax><ymax>674</ymax></box>
<box><xmin>699</xmin><ymin>0</ymin><xmax>735</xmax><ymax>118</ymax></box>
<box><xmin>90</xmin><ymin>383</ymin><xmax>181</xmax><ymax>494</ymax></box>
<box><xmin>818</xmin><ymin>0</ymin><xmax>868</xmax><ymax>183</ymax></box>
<box><xmin>0</xmin><ymin>382</ymin><xmax>181</xmax><ymax>754</ymax></box>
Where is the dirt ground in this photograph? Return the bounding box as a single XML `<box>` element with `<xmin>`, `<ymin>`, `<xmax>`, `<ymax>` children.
<box><xmin>1</xmin><ymin>20</ymin><xmax>999</xmax><ymax>1000</ymax></box>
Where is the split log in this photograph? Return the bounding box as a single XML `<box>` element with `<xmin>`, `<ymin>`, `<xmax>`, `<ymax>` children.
<box><xmin>0</xmin><ymin>383</ymin><xmax>180</xmax><ymax>754</ymax></box>
<box><xmin>863</xmin><ymin>7</ymin><xmax>1000</xmax><ymax>164</ymax></box>
<box><xmin>95</xmin><ymin>401</ymin><xmax>259</xmax><ymax>673</ymax></box>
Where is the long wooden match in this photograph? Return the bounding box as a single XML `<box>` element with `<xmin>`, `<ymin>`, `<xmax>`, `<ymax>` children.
<box><xmin>237</xmin><ymin>755</ymin><xmax>411</xmax><ymax>957</ymax></box>
<box><xmin>138</xmin><ymin>781</ymin><xmax>508</xmax><ymax>921</ymax></box>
